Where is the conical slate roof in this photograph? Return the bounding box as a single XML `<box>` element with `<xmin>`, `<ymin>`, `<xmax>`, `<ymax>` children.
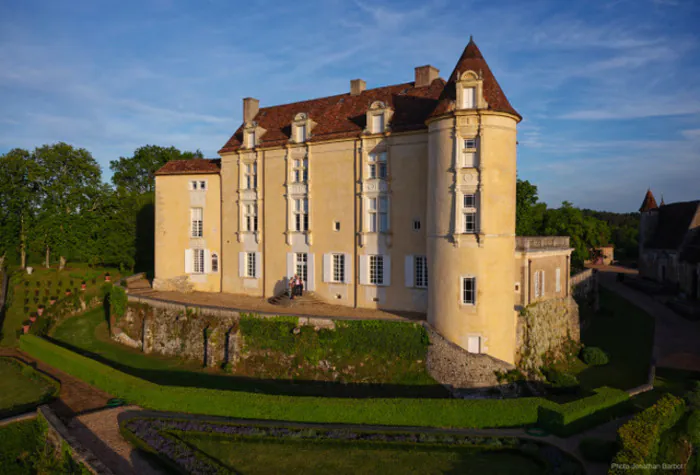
<box><xmin>639</xmin><ymin>189</ymin><xmax>659</xmax><ymax>212</ymax></box>
<box><xmin>430</xmin><ymin>37</ymin><xmax>520</xmax><ymax>120</ymax></box>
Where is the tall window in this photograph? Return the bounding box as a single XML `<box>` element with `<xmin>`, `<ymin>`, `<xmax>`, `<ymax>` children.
<box><xmin>462</xmin><ymin>277</ymin><xmax>476</xmax><ymax>304</ymax></box>
<box><xmin>369</xmin><ymin>255</ymin><xmax>384</xmax><ymax>285</ymax></box>
<box><xmin>463</xmin><ymin>194</ymin><xmax>477</xmax><ymax>233</ymax></box>
<box><xmin>462</xmin><ymin>138</ymin><xmax>478</xmax><ymax>168</ymax></box>
<box><xmin>247</xmin><ymin>130</ymin><xmax>256</xmax><ymax>148</ymax></box>
<box><xmin>246</xmin><ymin>252</ymin><xmax>256</xmax><ymax>278</ymax></box>
<box><xmin>294</xmin><ymin>198</ymin><xmax>309</xmax><ymax>232</ymax></box>
<box><xmin>193</xmin><ymin>249</ymin><xmax>205</xmax><ymax>274</ymax></box>
<box><xmin>371</xmin><ymin>114</ymin><xmax>385</xmax><ymax>134</ymax></box>
<box><xmin>415</xmin><ymin>255</ymin><xmax>428</xmax><ymax>288</ymax></box>
<box><xmin>295</xmin><ymin>253</ymin><xmax>308</xmax><ymax>284</ymax></box>
<box><xmin>332</xmin><ymin>254</ymin><xmax>345</xmax><ymax>283</ymax></box>
<box><xmin>292</xmin><ymin>159</ymin><xmax>308</xmax><ymax>183</ymax></box>
<box><xmin>534</xmin><ymin>270</ymin><xmax>545</xmax><ymax>298</ymax></box>
<box><xmin>244</xmin><ymin>163</ymin><xmax>257</xmax><ymax>189</ymax></box>
<box><xmin>556</xmin><ymin>268</ymin><xmax>561</xmax><ymax>293</ymax></box>
<box><xmin>296</xmin><ymin>124</ymin><xmax>307</xmax><ymax>143</ymax></box>
<box><xmin>199</xmin><ymin>180</ymin><xmax>207</xmax><ymax>190</ymax></box>
<box><xmin>243</xmin><ymin>203</ymin><xmax>257</xmax><ymax>232</ymax></box>
<box><xmin>191</xmin><ymin>208</ymin><xmax>203</xmax><ymax>237</ymax></box>
<box><xmin>368</xmin><ymin>152</ymin><xmax>387</xmax><ymax>179</ymax></box>
<box><xmin>462</xmin><ymin>87</ymin><xmax>475</xmax><ymax>109</ymax></box>
<box><xmin>211</xmin><ymin>253</ymin><xmax>219</xmax><ymax>273</ymax></box>
<box><xmin>368</xmin><ymin>196</ymin><xmax>388</xmax><ymax>232</ymax></box>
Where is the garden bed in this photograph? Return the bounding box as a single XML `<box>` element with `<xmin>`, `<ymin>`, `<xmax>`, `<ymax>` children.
<box><xmin>0</xmin><ymin>357</ymin><xmax>59</xmax><ymax>418</ymax></box>
<box><xmin>121</xmin><ymin>416</ymin><xmax>584</xmax><ymax>475</ymax></box>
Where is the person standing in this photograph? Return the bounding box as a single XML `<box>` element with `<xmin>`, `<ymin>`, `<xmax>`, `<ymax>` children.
<box><xmin>295</xmin><ymin>275</ymin><xmax>304</xmax><ymax>297</ymax></box>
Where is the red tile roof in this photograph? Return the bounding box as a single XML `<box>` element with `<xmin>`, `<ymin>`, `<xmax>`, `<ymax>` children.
<box><xmin>218</xmin><ymin>38</ymin><xmax>519</xmax><ymax>154</ymax></box>
<box><xmin>154</xmin><ymin>159</ymin><xmax>221</xmax><ymax>176</ymax></box>
<box><xmin>639</xmin><ymin>189</ymin><xmax>659</xmax><ymax>212</ymax></box>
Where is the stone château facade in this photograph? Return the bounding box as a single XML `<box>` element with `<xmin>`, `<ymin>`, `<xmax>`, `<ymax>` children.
<box><xmin>153</xmin><ymin>38</ymin><xmax>573</xmax><ymax>364</ymax></box>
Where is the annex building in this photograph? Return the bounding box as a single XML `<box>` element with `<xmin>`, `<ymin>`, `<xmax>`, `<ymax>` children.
<box><xmin>153</xmin><ymin>38</ymin><xmax>573</xmax><ymax>364</ymax></box>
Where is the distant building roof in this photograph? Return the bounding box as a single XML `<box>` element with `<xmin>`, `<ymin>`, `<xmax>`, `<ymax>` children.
<box><xmin>647</xmin><ymin>200</ymin><xmax>700</xmax><ymax>250</ymax></box>
<box><xmin>639</xmin><ymin>189</ymin><xmax>659</xmax><ymax>212</ymax></box>
<box><xmin>154</xmin><ymin>159</ymin><xmax>221</xmax><ymax>176</ymax></box>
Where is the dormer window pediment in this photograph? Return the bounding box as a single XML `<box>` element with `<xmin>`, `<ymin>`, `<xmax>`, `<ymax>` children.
<box><xmin>243</xmin><ymin>122</ymin><xmax>265</xmax><ymax>149</ymax></box>
<box><xmin>456</xmin><ymin>70</ymin><xmax>487</xmax><ymax>111</ymax></box>
<box><xmin>365</xmin><ymin>101</ymin><xmax>393</xmax><ymax>135</ymax></box>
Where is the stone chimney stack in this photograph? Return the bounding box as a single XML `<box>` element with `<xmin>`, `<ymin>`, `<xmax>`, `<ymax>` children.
<box><xmin>243</xmin><ymin>97</ymin><xmax>259</xmax><ymax>123</ymax></box>
<box><xmin>414</xmin><ymin>65</ymin><xmax>440</xmax><ymax>87</ymax></box>
<box><xmin>350</xmin><ymin>79</ymin><xmax>366</xmax><ymax>96</ymax></box>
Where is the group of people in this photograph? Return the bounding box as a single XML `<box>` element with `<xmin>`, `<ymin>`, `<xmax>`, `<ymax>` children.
<box><xmin>288</xmin><ymin>274</ymin><xmax>304</xmax><ymax>299</ymax></box>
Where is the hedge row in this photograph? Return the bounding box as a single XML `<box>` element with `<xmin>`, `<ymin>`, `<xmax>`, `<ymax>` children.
<box><xmin>610</xmin><ymin>393</ymin><xmax>686</xmax><ymax>474</ymax></box>
<box><xmin>20</xmin><ymin>335</ymin><xmax>631</xmax><ymax>434</ymax></box>
<box><xmin>538</xmin><ymin>387</ymin><xmax>630</xmax><ymax>437</ymax></box>
<box><xmin>0</xmin><ymin>357</ymin><xmax>60</xmax><ymax>418</ymax></box>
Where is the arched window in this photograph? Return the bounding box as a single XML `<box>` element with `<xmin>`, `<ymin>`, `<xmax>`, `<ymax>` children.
<box><xmin>211</xmin><ymin>253</ymin><xmax>219</xmax><ymax>273</ymax></box>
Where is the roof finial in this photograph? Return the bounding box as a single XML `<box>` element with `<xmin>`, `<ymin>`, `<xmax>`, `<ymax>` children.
<box><xmin>469</xmin><ymin>34</ymin><xmax>474</xmax><ymax>42</ymax></box>
<box><xmin>660</xmin><ymin>194</ymin><xmax>665</xmax><ymax>206</ymax></box>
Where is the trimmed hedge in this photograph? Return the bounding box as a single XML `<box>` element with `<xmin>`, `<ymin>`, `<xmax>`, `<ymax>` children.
<box><xmin>610</xmin><ymin>393</ymin><xmax>686</xmax><ymax>474</ymax></box>
<box><xmin>580</xmin><ymin>346</ymin><xmax>609</xmax><ymax>366</ymax></box>
<box><xmin>537</xmin><ymin>387</ymin><xmax>630</xmax><ymax>437</ymax></box>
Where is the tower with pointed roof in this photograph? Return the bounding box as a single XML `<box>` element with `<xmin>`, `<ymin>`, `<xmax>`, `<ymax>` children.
<box><xmin>425</xmin><ymin>38</ymin><xmax>522</xmax><ymax>363</ymax></box>
<box><xmin>638</xmin><ymin>189</ymin><xmax>660</xmax><ymax>276</ymax></box>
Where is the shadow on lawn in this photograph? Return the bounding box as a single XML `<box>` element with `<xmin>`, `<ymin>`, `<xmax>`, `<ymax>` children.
<box><xmin>44</xmin><ymin>336</ymin><xmax>451</xmax><ymax>399</ymax></box>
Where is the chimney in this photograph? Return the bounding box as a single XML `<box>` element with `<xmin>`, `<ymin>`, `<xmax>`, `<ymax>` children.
<box><xmin>414</xmin><ymin>65</ymin><xmax>440</xmax><ymax>87</ymax></box>
<box><xmin>350</xmin><ymin>79</ymin><xmax>366</xmax><ymax>96</ymax></box>
<box><xmin>243</xmin><ymin>97</ymin><xmax>259</xmax><ymax>123</ymax></box>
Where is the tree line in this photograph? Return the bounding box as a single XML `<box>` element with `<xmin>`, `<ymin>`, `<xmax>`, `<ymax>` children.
<box><xmin>0</xmin><ymin>143</ymin><xmax>202</xmax><ymax>273</ymax></box>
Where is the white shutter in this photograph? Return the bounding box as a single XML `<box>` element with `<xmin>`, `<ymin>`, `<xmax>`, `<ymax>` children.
<box><xmin>556</xmin><ymin>268</ymin><xmax>561</xmax><ymax>293</ymax></box>
<box><xmin>286</xmin><ymin>253</ymin><xmax>294</xmax><ymax>279</ymax></box>
<box><xmin>323</xmin><ymin>254</ymin><xmax>331</xmax><ymax>283</ymax></box>
<box><xmin>404</xmin><ymin>255</ymin><xmax>414</xmax><ymax>288</ymax></box>
<box><xmin>185</xmin><ymin>249</ymin><xmax>193</xmax><ymax>274</ymax></box>
<box><xmin>359</xmin><ymin>255</ymin><xmax>368</xmax><ymax>285</ymax></box>
<box><xmin>204</xmin><ymin>250</ymin><xmax>212</xmax><ymax>274</ymax></box>
<box><xmin>344</xmin><ymin>253</ymin><xmax>352</xmax><ymax>284</ymax></box>
<box><xmin>239</xmin><ymin>252</ymin><xmax>246</xmax><ymax>277</ymax></box>
<box><xmin>541</xmin><ymin>270</ymin><xmax>545</xmax><ymax>296</ymax></box>
<box><xmin>383</xmin><ymin>255</ymin><xmax>391</xmax><ymax>287</ymax></box>
<box><xmin>307</xmin><ymin>254</ymin><xmax>315</xmax><ymax>291</ymax></box>
<box><xmin>255</xmin><ymin>252</ymin><xmax>262</xmax><ymax>279</ymax></box>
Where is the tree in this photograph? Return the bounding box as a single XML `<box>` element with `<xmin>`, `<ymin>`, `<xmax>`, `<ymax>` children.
<box><xmin>516</xmin><ymin>179</ymin><xmax>546</xmax><ymax>236</ymax></box>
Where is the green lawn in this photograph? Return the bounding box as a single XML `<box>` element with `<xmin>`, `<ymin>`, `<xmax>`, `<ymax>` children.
<box><xmin>180</xmin><ymin>435</ymin><xmax>544</xmax><ymax>475</ymax></box>
<box><xmin>0</xmin><ymin>358</ymin><xmax>58</xmax><ymax>417</ymax></box>
<box><xmin>0</xmin><ymin>264</ymin><xmax>121</xmax><ymax>347</ymax></box>
<box><xmin>558</xmin><ymin>288</ymin><xmax>655</xmax><ymax>391</ymax></box>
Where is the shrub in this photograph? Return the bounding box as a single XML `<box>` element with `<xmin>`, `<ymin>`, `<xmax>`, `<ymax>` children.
<box><xmin>580</xmin><ymin>346</ymin><xmax>609</xmax><ymax>366</ymax></box>
<box><xmin>610</xmin><ymin>393</ymin><xmax>686</xmax><ymax>474</ymax></box>
<box><xmin>109</xmin><ymin>285</ymin><xmax>127</xmax><ymax>319</ymax></box>
<box><xmin>688</xmin><ymin>410</ymin><xmax>700</xmax><ymax>446</ymax></box>
<box><xmin>543</xmin><ymin>368</ymin><xmax>580</xmax><ymax>394</ymax></box>
<box><xmin>579</xmin><ymin>438</ymin><xmax>618</xmax><ymax>463</ymax></box>
<box><xmin>686</xmin><ymin>381</ymin><xmax>700</xmax><ymax>409</ymax></box>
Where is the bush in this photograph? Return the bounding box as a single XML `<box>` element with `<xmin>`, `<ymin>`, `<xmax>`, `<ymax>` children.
<box><xmin>109</xmin><ymin>285</ymin><xmax>127</xmax><ymax>319</ymax></box>
<box><xmin>543</xmin><ymin>368</ymin><xmax>580</xmax><ymax>394</ymax></box>
<box><xmin>688</xmin><ymin>410</ymin><xmax>700</xmax><ymax>446</ymax></box>
<box><xmin>686</xmin><ymin>381</ymin><xmax>700</xmax><ymax>409</ymax></box>
<box><xmin>610</xmin><ymin>393</ymin><xmax>686</xmax><ymax>474</ymax></box>
<box><xmin>580</xmin><ymin>346</ymin><xmax>609</xmax><ymax>366</ymax></box>
<box><xmin>579</xmin><ymin>438</ymin><xmax>618</xmax><ymax>463</ymax></box>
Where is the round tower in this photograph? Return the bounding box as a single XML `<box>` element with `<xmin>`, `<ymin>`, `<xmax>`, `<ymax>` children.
<box><xmin>426</xmin><ymin>38</ymin><xmax>521</xmax><ymax>364</ymax></box>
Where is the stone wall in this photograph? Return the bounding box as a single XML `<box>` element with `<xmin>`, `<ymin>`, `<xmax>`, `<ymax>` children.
<box><xmin>571</xmin><ymin>268</ymin><xmax>599</xmax><ymax>311</ymax></box>
<box><xmin>515</xmin><ymin>296</ymin><xmax>581</xmax><ymax>375</ymax></box>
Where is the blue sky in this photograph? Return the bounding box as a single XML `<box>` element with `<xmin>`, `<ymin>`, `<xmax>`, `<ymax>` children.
<box><xmin>1</xmin><ymin>0</ymin><xmax>698</xmax><ymax>212</ymax></box>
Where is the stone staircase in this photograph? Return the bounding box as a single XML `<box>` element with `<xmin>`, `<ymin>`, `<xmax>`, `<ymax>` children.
<box><xmin>125</xmin><ymin>274</ymin><xmax>152</xmax><ymax>294</ymax></box>
<box><xmin>268</xmin><ymin>290</ymin><xmax>326</xmax><ymax>308</ymax></box>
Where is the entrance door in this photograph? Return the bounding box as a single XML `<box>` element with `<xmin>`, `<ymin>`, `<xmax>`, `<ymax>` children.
<box><xmin>467</xmin><ymin>336</ymin><xmax>481</xmax><ymax>354</ymax></box>
<box><xmin>295</xmin><ymin>253</ymin><xmax>308</xmax><ymax>288</ymax></box>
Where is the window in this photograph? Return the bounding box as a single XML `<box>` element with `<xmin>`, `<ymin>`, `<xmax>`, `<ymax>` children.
<box><xmin>462</xmin><ymin>87</ymin><xmax>475</xmax><ymax>109</ymax></box>
<box><xmin>467</xmin><ymin>335</ymin><xmax>481</xmax><ymax>354</ymax></box>
<box><xmin>244</xmin><ymin>163</ymin><xmax>257</xmax><ymax>189</ymax></box>
<box><xmin>293</xmin><ymin>198</ymin><xmax>309</xmax><ymax>232</ymax></box>
<box><xmin>190</xmin><ymin>181</ymin><xmax>198</xmax><ymax>191</ymax></box>
<box><xmin>462</xmin><ymin>277</ymin><xmax>476</xmax><ymax>304</ymax></box>
<box><xmin>415</xmin><ymin>256</ymin><xmax>428</xmax><ymax>288</ymax></box>
<box><xmin>191</xmin><ymin>208</ymin><xmax>203</xmax><ymax>237</ymax></box>
<box><xmin>370</xmin><ymin>255</ymin><xmax>384</xmax><ymax>285</ymax></box>
<box><xmin>296</xmin><ymin>124</ymin><xmax>307</xmax><ymax>143</ymax></box>
<box><xmin>412</xmin><ymin>219</ymin><xmax>421</xmax><ymax>231</ymax></box>
<box><xmin>211</xmin><ymin>253</ymin><xmax>219</xmax><ymax>273</ymax></box>
<box><xmin>246</xmin><ymin>252</ymin><xmax>257</xmax><ymax>278</ymax></box>
<box><xmin>332</xmin><ymin>254</ymin><xmax>345</xmax><ymax>283</ymax></box>
<box><xmin>534</xmin><ymin>270</ymin><xmax>545</xmax><ymax>298</ymax></box>
<box><xmin>193</xmin><ymin>249</ymin><xmax>205</xmax><ymax>274</ymax></box>
<box><xmin>371</xmin><ymin>114</ymin><xmax>385</xmax><ymax>134</ymax></box>
<box><xmin>243</xmin><ymin>203</ymin><xmax>257</xmax><ymax>232</ymax></box>
<box><xmin>247</xmin><ymin>130</ymin><xmax>256</xmax><ymax>148</ymax></box>
<box><xmin>556</xmin><ymin>268</ymin><xmax>561</xmax><ymax>293</ymax></box>
<box><xmin>199</xmin><ymin>181</ymin><xmax>207</xmax><ymax>190</ymax></box>
<box><xmin>463</xmin><ymin>194</ymin><xmax>477</xmax><ymax>233</ymax></box>
<box><xmin>333</xmin><ymin>221</ymin><xmax>340</xmax><ymax>232</ymax></box>
<box><xmin>368</xmin><ymin>196</ymin><xmax>388</xmax><ymax>232</ymax></box>
<box><xmin>463</xmin><ymin>139</ymin><xmax>477</xmax><ymax>149</ymax></box>
<box><xmin>292</xmin><ymin>159</ymin><xmax>308</xmax><ymax>183</ymax></box>
<box><xmin>295</xmin><ymin>253</ymin><xmax>308</xmax><ymax>284</ymax></box>
<box><xmin>368</xmin><ymin>152</ymin><xmax>387</xmax><ymax>179</ymax></box>
<box><xmin>462</xmin><ymin>138</ymin><xmax>478</xmax><ymax>167</ymax></box>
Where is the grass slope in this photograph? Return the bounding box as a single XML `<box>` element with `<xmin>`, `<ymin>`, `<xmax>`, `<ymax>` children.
<box><xmin>0</xmin><ymin>358</ymin><xmax>58</xmax><ymax>417</ymax></box>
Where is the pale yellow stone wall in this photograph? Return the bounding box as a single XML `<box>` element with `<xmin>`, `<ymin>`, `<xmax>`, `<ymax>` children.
<box><xmin>154</xmin><ymin>173</ymin><xmax>221</xmax><ymax>292</ymax></box>
<box><xmin>515</xmin><ymin>252</ymin><xmax>571</xmax><ymax>307</ymax></box>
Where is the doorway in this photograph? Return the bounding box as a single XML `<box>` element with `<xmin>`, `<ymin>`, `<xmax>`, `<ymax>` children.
<box><xmin>295</xmin><ymin>253</ymin><xmax>308</xmax><ymax>288</ymax></box>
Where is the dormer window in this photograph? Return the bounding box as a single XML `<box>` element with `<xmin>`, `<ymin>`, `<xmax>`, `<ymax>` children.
<box><xmin>462</xmin><ymin>87</ymin><xmax>476</xmax><ymax>109</ymax></box>
<box><xmin>456</xmin><ymin>71</ymin><xmax>485</xmax><ymax>111</ymax></box>
<box><xmin>366</xmin><ymin>101</ymin><xmax>392</xmax><ymax>135</ymax></box>
<box><xmin>292</xmin><ymin>112</ymin><xmax>314</xmax><ymax>144</ymax></box>
<box><xmin>246</xmin><ymin>130</ymin><xmax>256</xmax><ymax>148</ymax></box>
<box><xmin>371</xmin><ymin>114</ymin><xmax>385</xmax><ymax>134</ymax></box>
<box><xmin>296</xmin><ymin>124</ymin><xmax>307</xmax><ymax>143</ymax></box>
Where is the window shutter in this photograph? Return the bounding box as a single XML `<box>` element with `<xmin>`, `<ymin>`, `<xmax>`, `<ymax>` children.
<box><xmin>323</xmin><ymin>254</ymin><xmax>331</xmax><ymax>283</ymax></box>
<box><xmin>255</xmin><ymin>252</ymin><xmax>262</xmax><ymax>279</ymax></box>
<box><xmin>556</xmin><ymin>268</ymin><xmax>561</xmax><ymax>293</ymax></box>
<box><xmin>344</xmin><ymin>253</ymin><xmax>352</xmax><ymax>284</ymax></box>
<box><xmin>306</xmin><ymin>254</ymin><xmax>315</xmax><ymax>291</ymax></box>
<box><xmin>286</xmin><ymin>253</ymin><xmax>294</xmax><ymax>280</ymax></box>
<box><xmin>239</xmin><ymin>252</ymin><xmax>246</xmax><ymax>277</ymax></box>
<box><xmin>204</xmin><ymin>249</ymin><xmax>212</xmax><ymax>274</ymax></box>
<box><xmin>541</xmin><ymin>271</ymin><xmax>545</xmax><ymax>296</ymax></box>
<box><xmin>359</xmin><ymin>256</ymin><xmax>368</xmax><ymax>285</ymax></box>
<box><xmin>383</xmin><ymin>255</ymin><xmax>391</xmax><ymax>286</ymax></box>
<box><xmin>405</xmin><ymin>255</ymin><xmax>414</xmax><ymax>288</ymax></box>
<box><xmin>184</xmin><ymin>249</ymin><xmax>193</xmax><ymax>274</ymax></box>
